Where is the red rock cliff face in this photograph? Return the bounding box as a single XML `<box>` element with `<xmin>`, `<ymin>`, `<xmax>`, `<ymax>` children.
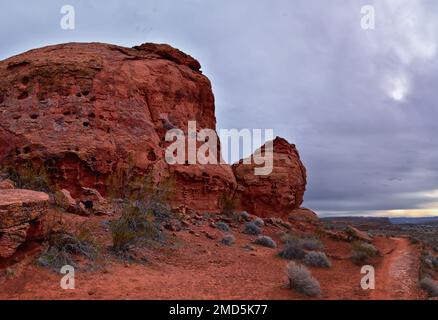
<box><xmin>232</xmin><ymin>137</ymin><xmax>307</xmax><ymax>218</ymax></box>
<box><xmin>0</xmin><ymin>42</ymin><xmax>235</xmax><ymax>212</ymax></box>
<box><xmin>0</xmin><ymin>42</ymin><xmax>311</xmax><ymax>218</ymax></box>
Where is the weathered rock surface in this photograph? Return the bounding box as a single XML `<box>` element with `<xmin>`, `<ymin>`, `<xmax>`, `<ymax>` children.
<box><xmin>0</xmin><ymin>42</ymin><xmax>235</xmax><ymax>212</ymax></box>
<box><xmin>232</xmin><ymin>137</ymin><xmax>307</xmax><ymax>218</ymax></box>
<box><xmin>0</xmin><ymin>189</ymin><xmax>48</xmax><ymax>258</ymax></box>
<box><xmin>0</xmin><ymin>179</ymin><xmax>15</xmax><ymax>189</ymax></box>
<box><xmin>345</xmin><ymin>225</ymin><xmax>373</xmax><ymax>243</ymax></box>
<box><xmin>288</xmin><ymin>208</ymin><xmax>319</xmax><ymax>223</ymax></box>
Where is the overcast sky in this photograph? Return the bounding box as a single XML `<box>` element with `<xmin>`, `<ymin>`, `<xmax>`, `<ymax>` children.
<box><xmin>1</xmin><ymin>0</ymin><xmax>438</xmax><ymax>217</ymax></box>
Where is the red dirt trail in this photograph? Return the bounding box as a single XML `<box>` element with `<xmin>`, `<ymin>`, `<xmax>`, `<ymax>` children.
<box><xmin>371</xmin><ymin>237</ymin><xmax>424</xmax><ymax>300</ymax></box>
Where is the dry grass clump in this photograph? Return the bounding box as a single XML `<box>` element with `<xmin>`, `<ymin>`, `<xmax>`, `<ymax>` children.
<box><xmin>304</xmin><ymin>251</ymin><xmax>332</xmax><ymax>268</ymax></box>
<box><xmin>253</xmin><ymin>235</ymin><xmax>277</xmax><ymax>248</ymax></box>
<box><xmin>286</xmin><ymin>261</ymin><xmax>321</xmax><ymax>297</ymax></box>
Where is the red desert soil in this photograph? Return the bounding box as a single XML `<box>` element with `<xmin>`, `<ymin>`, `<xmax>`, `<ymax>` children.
<box><xmin>0</xmin><ymin>213</ymin><xmax>425</xmax><ymax>300</ymax></box>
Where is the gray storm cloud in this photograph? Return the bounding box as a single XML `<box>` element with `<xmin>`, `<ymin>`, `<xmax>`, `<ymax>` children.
<box><xmin>1</xmin><ymin>0</ymin><xmax>437</xmax><ymax>216</ymax></box>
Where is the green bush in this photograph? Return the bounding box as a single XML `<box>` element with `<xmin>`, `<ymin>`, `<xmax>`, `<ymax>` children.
<box><xmin>351</xmin><ymin>241</ymin><xmax>378</xmax><ymax>264</ymax></box>
<box><xmin>110</xmin><ymin>202</ymin><xmax>158</xmax><ymax>253</ymax></box>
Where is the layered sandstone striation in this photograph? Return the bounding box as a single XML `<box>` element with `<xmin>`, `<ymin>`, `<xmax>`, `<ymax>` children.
<box><xmin>232</xmin><ymin>137</ymin><xmax>307</xmax><ymax>218</ymax></box>
<box><xmin>0</xmin><ymin>189</ymin><xmax>48</xmax><ymax>258</ymax></box>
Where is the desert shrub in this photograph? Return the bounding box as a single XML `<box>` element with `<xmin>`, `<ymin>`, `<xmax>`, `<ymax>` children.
<box><xmin>278</xmin><ymin>240</ymin><xmax>307</xmax><ymax>260</ymax></box>
<box><xmin>281</xmin><ymin>233</ymin><xmax>323</xmax><ymax>251</ymax></box>
<box><xmin>304</xmin><ymin>251</ymin><xmax>332</xmax><ymax>268</ymax></box>
<box><xmin>1</xmin><ymin>161</ymin><xmax>50</xmax><ymax>192</ymax></box>
<box><xmin>300</xmin><ymin>238</ymin><xmax>324</xmax><ymax>251</ymax></box>
<box><xmin>422</xmin><ymin>254</ymin><xmax>438</xmax><ymax>271</ymax></box>
<box><xmin>420</xmin><ymin>277</ymin><xmax>438</xmax><ymax>297</ymax></box>
<box><xmin>351</xmin><ymin>241</ymin><xmax>378</xmax><ymax>264</ymax></box>
<box><xmin>110</xmin><ymin>202</ymin><xmax>158</xmax><ymax>253</ymax></box>
<box><xmin>286</xmin><ymin>261</ymin><xmax>321</xmax><ymax>297</ymax></box>
<box><xmin>215</xmin><ymin>221</ymin><xmax>230</xmax><ymax>232</ymax></box>
<box><xmin>253</xmin><ymin>217</ymin><xmax>265</xmax><ymax>227</ymax></box>
<box><xmin>37</xmin><ymin>224</ymin><xmax>102</xmax><ymax>271</ymax></box>
<box><xmin>219</xmin><ymin>192</ymin><xmax>237</xmax><ymax>216</ymax></box>
<box><xmin>253</xmin><ymin>236</ymin><xmax>277</xmax><ymax>248</ymax></box>
<box><xmin>107</xmin><ymin>166</ymin><xmax>176</xmax><ymax>255</ymax></box>
<box><xmin>221</xmin><ymin>234</ymin><xmax>236</xmax><ymax>246</ymax></box>
<box><xmin>239</xmin><ymin>211</ymin><xmax>250</xmax><ymax>220</ymax></box>
<box><xmin>243</xmin><ymin>221</ymin><xmax>261</xmax><ymax>235</ymax></box>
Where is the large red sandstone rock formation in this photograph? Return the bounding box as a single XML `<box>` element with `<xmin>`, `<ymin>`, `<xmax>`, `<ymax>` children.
<box><xmin>233</xmin><ymin>137</ymin><xmax>307</xmax><ymax>218</ymax></box>
<box><xmin>0</xmin><ymin>42</ymin><xmax>311</xmax><ymax>218</ymax></box>
<box><xmin>0</xmin><ymin>42</ymin><xmax>235</xmax><ymax>212</ymax></box>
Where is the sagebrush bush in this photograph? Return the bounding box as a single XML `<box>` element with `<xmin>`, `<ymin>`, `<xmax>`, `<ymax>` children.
<box><xmin>107</xmin><ymin>168</ymin><xmax>176</xmax><ymax>255</ymax></box>
<box><xmin>110</xmin><ymin>202</ymin><xmax>158</xmax><ymax>253</ymax></box>
<box><xmin>281</xmin><ymin>233</ymin><xmax>323</xmax><ymax>250</ymax></box>
<box><xmin>278</xmin><ymin>240</ymin><xmax>307</xmax><ymax>260</ymax></box>
<box><xmin>253</xmin><ymin>236</ymin><xmax>277</xmax><ymax>248</ymax></box>
<box><xmin>221</xmin><ymin>234</ymin><xmax>236</xmax><ymax>246</ymax></box>
<box><xmin>215</xmin><ymin>221</ymin><xmax>230</xmax><ymax>232</ymax></box>
<box><xmin>304</xmin><ymin>251</ymin><xmax>332</xmax><ymax>268</ymax></box>
<box><xmin>239</xmin><ymin>211</ymin><xmax>250</xmax><ymax>220</ymax></box>
<box><xmin>37</xmin><ymin>226</ymin><xmax>102</xmax><ymax>271</ymax></box>
<box><xmin>300</xmin><ymin>238</ymin><xmax>324</xmax><ymax>251</ymax></box>
<box><xmin>351</xmin><ymin>241</ymin><xmax>378</xmax><ymax>264</ymax></box>
<box><xmin>286</xmin><ymin>261</ymin><xmax>321</xmax><ymax>297</ymax></box>
<box><xmin>420</xmin><ymin>277</ymin><xmax>438</xmax><ymax>297</ymax></box>
<box><xmin>253</xmin><ymin>217</ymin><xmax>265</xmax><ymax>227</ymax></box>
<box><xmin>243</xmin><ymin>221</ymin><xmax>261</xmax><ymax>235</ymax></box>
